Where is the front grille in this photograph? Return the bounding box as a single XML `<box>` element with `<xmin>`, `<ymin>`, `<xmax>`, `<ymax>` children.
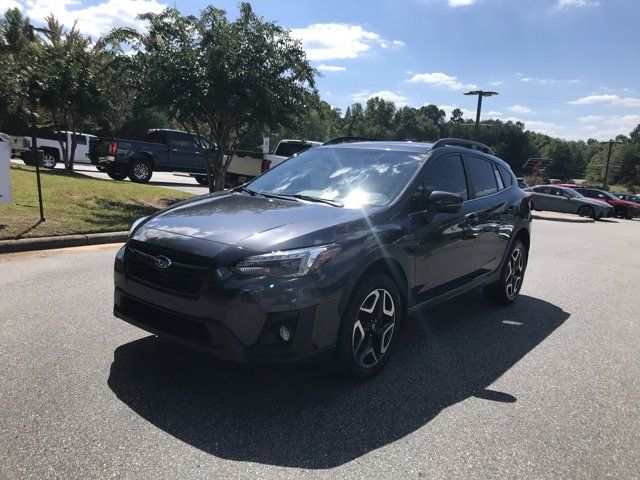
<box><xmin>125</xmin><ymin>246</ymin><xmax>210</xmax><ymax>297</ymax></box>
<box><xmin>118</xmin><ymin>295</ymin><xmax>213</xmax><ymax>345</ymax></box>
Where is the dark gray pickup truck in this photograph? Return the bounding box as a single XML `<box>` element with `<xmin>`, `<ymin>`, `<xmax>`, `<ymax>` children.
<box><xmin>89</xmin><ymin>128</ymin><xmax>265</xmax><ymax>185</ymax></box>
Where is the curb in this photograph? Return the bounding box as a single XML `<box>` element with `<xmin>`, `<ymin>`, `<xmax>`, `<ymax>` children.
<box><xmin>532</xmin><ymin>213</ymin><xmax>593</xmax><ymax>224</ymax></box>
<box><xmin>0</xmin><ymin>231</ymin><xmax>129</xmax><ymax>254</ymax></box>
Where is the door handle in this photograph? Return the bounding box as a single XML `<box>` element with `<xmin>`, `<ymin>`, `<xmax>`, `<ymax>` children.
<box><xmin>463</xmin><ymin>213</ymin><xmax>480</xmax><ymax>238</ymax></box>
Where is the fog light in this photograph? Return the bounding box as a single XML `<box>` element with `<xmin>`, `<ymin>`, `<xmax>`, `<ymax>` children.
<box><xmin>279</xmin><ymin>325</ymin><xmax>291</xmax><ymax>342</ymax></box>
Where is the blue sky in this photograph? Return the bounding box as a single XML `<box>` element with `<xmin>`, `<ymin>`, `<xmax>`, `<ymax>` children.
<box><xmin>4</xmin><ymin>0</ymin><xmax>639</xmax><ymax>140</ymax></box>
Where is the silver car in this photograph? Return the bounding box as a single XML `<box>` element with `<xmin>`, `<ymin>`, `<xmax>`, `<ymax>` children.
<box><xmin>524</xmin><ymin>185</ymin><xmax>613</xmax><ymax>220</ymax></box>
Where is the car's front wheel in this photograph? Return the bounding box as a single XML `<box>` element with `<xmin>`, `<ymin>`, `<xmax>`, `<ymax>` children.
<box><xmin>578</xmin><ymin>205</ymin><xmax>595</xmax><ymax>219</ymax></box>
<box><xmin>484</xmin><ymin>239</ymin><xmax>527</xmax><ymax>305</ymax></box>
<box><xmin>336</xmin><ymin>274</ymin><xmax>402</xmax><ymax>379</ymax></box>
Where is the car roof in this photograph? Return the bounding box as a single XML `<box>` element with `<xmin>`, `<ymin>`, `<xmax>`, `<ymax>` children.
<box><xmin>322</xmin><ymin>141</ymin><xmax>433</xmax><ymax>153</ymax></box>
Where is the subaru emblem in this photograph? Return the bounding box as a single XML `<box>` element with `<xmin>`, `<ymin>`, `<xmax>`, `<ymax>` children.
<box><xmin>154</xmin><ymin>255</ymin><xmax>172</xmax><ymax>269</ymax></box>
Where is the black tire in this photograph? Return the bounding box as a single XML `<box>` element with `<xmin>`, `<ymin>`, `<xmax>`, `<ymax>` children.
<box><xmin>483</xmin><ymin>239</ymin><xmax>528</xmax><ymax>305</ymax></box>
<box><xmin>106</xmin><ymin>165</ymin><xmax>127</xmax><ymax>180</ymax></box>
<box><xmin>577</xmin><ymin>205</ymin><xmax>595</xmax><ymax>219</ymax></box>
<box><xmin>336</xmin><ymin>274</ymin><xmax>402</xmax><ymax>380</ymax></box>
<box><xmin>529</xmin><ymin>201</ymin><xmax>536</xmax><ymax>211</ymax></box>
<box><xmin>194</xmin><ymin>175</ymin><xmax>209</xmax><ymax>186</ymax></box>
<box><xmin>128</xmin><ymin>158</ymin><xmax>153</xmax><ymax>183</ymax></box>
<box><xmin>614</xmin><ymin>206</ymin><xmax>626</xmax><ymax>219</ymax></box>
<box><xmin>41</xmin><ymin>149</ymin><xmax>58</xmax><ymax>169</ymax></box>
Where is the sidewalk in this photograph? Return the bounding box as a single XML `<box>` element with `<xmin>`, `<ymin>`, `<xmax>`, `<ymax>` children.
<box><xmin>532</xmin><ymin>211</ymin><xmax>593</xmax><ymax>223</ymax></box>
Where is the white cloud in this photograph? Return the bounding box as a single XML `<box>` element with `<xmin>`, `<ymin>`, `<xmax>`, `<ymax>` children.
<box><xmin>568</xmin><ymin>94</ymin><xmax>640</xmax><ymax>107</ymax></box>
<box><xmin>290</xmin><ymin>23</ymin><xmax>403</xmax><ymax>61</ymax></box>
<box><xmin>508</xmin><ymin>104</ymin><xmax>535</xmax><ymax>114</ymax></box>
<box><xmin>488</xmin><ymin>81</ymin><xmax>503</xmax><ymax>86</ymax></box>
<box><xmin>352</xmin><ymin>90</ymin><xmax>408</xmax><ymax>106</ymax></box>
<box><xmin>408</xmin><ymin>72</ymin><xmax>477</xmax><ymax>91</ymax></box>
<box><xmin>18</xmin><ymin>0</ymin><xmax>167</xmax><ymax>38</ymax></box>
<box><xmin>520</xmin><ymin>76</ymin><xmax>578</xmax><ymax>85</ymax></box>
<box><xmin>317</xmin><ymin>64</ymin><xmax>346</xmax><ymax>72</ymax></box>
<box><xmin>448</xmin><ymin>0</ymin><xmax>477</xmax><ymax>6</ymax></box>
<box><xmin>576</xmin><ymin>114</ymin><xmax>640</xmax><ymax>140</ymax></box>
<box><xmin>556</xmin><ymin>0</ymin><xmax>599</xmax><ymax>9</ymax></box>
<box><xmin>0</xmin><ymin>0</ymin><xmax>22</xmax><ymax>10</ymax></box>
<box><xmin>577</xmin><ymin>115</ymin><xmax>605</xmax><ymax>123</ymax></box>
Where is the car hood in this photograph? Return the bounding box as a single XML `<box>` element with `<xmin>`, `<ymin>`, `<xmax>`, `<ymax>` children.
<box><xmin>136</xmin><ymin>191</ymin><xmax>372</xmax><ymax>252</ymax></box>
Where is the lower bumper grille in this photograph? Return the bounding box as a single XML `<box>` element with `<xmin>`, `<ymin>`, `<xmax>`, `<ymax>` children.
<box><xmin>117</xmin><ymin>295</ymin><xmax>213</xmax><ymax>345</ymax></box>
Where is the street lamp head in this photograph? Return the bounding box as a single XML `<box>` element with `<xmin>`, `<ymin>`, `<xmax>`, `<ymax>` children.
<box><xmin>464</xmin><ymin>90</ymin><xmax>499</xmax><ymax>97</ymax></box>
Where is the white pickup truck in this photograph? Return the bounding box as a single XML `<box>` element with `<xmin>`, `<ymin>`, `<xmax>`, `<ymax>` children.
<box><xmin>19</xmin><ymin>130</ymin><xmax>96</xmax><ymax>168</ymax></box>
<box><xmin>263</xmin><ymin>139</ymin><xmax>322</xmax><ymax>170</ymax></box>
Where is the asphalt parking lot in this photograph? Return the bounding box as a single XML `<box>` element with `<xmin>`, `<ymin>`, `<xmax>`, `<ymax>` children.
<box><xmin>1</xmin><ymin>218</ymin><xmax>639</xmax><ymax>479</ymax></box>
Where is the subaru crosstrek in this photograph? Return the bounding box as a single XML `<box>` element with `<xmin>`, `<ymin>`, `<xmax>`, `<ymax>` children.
<box><xmin>114</xmin><ymin>138</ymin><xmax>532</xmax><ymax>378</ymax></box>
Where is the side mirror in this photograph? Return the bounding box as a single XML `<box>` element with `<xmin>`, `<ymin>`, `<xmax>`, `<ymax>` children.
<box><xmin>427</xmin><ymin>191</ymin><xmax>463</xmax><ymax>214</ymax></box>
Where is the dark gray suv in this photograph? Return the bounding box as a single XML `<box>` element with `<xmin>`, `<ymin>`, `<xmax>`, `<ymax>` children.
<box><xmin>113</xmin><ymin>138</ymin><xmax>532</xmax><ymax>378</ymax></box>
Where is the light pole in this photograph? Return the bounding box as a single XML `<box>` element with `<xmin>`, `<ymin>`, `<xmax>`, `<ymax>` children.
<box><xmin>602</xmin><ymin>139</ymin><xmax>623</xmax><ymax>191</ymax></box>
<box><xmin>27</xmin><ymin>25</ymin><xmax>53</xmax><ymax>223</ymax></box>
<box><xmin>464</xmin><ymin>90</ymin><xmax>499</xmax><ymax>140</ymax></box>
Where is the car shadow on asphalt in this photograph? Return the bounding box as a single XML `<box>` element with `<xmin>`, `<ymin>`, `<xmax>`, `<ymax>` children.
<box><xmin>107</xmin><ymin>291</ymin><xmax>569</xmax><ymax>469</ymax></box>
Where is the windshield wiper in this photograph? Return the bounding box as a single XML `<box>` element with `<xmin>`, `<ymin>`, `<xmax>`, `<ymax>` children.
<box><xmin>235</xmin><ymin>185</ymin><xmax>262</xmax><ymax>196</ymax></box>
<box><xmin>289</xmin><ymin>194</ymin><xmax>344</xmax><ymax>207</ymax></box>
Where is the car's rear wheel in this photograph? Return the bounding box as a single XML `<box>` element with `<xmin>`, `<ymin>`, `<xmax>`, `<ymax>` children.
<box><xmin>614</xmin><ymin>206</ymin><xmax>626</xmax><ymax>219</ymax></box>
<box><xmin>194</xmin><ymin>175</ymin><xmax>209</xmax><ymax>186</ymax></box>
<box><xmin>484</xmin><ymin>239</ymin><xmax>527</xmax><ymax>305</ymax></box>
<box><xmin>128</xmin><ymin>158</ymin><xmax>153</xmax><ymax>183</ymax></box>
<box><xmin>336</xmin><ymin>274</ymin><xmax>402</xmax><ymax>379</ymax></box>
<box><xmin>578</xmin><ymin>205</ymin><xmax>595</xmax><ymax>219</ymax></box>
<box><xmin>106</xmin><ymin>165</ymin><xmax>127</xmax><ymax>180</ymax></box>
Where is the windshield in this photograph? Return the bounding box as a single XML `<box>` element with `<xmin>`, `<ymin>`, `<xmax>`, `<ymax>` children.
<box><xmin>248</xmin><ymin>147</ymin><xmax>426</xmax><ymax>209</ymax></box>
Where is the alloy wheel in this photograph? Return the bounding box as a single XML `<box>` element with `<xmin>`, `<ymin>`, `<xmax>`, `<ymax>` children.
<box><xmin>352</xmin><ymin>288</ymin><xmax>396</xmax><ymax>368</ymax></box>
<box><xmin>42</xmin><ymin>153</ymin><xmax>56</xmax><ymax>168</ymax></box>
<box><xmin>505</xmin><ymin>247</ymin><xmax>525</xmax><ymax>300</ymax></box>
<box><xmin>133</xmin><ymin>163</ymin><xmax>149</xmax><ymax>180</ymax></box>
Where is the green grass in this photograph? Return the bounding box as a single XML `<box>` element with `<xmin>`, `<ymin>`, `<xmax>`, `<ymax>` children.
<box><xmin>0</xmin><ymin>164</ymin><xmax>193</xmax><ymax>240</ymax></box>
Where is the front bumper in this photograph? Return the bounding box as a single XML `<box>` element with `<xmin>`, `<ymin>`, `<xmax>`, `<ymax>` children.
<box><xmin>113</xmin><ymin>246</ymin><xmax>344</xmax><ymax>362</ymax></box>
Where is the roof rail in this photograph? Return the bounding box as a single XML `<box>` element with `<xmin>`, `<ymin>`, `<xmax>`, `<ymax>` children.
<box><xmin>431</xmin><ymin>138</ymin><xmax>494</xmax><ymax>155</ymax></box>
<box><xmin>322</xmin><ymin>136</ymin><xmax>378</xmax><ymax>146</ymax></box>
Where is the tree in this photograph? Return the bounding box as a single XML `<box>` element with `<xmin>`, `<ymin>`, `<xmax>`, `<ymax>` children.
<box><xmin>393</xmin><ymin>106</ymin><xmax>438</xmax><ymax>141</ymax></box>
<box><xmin>114</xmin><ymin>4</ymin><xmax>316</xmax><ymax>191</ymax></box>
<box><xmin>362</xmin><ymin>97</ymin><xmax>396</xmax><ymax>139</ymax></box>
<box><xmin>35</xmin><ymin>16</ymin><xmax>126</xmax><ymax>171</ymax></box>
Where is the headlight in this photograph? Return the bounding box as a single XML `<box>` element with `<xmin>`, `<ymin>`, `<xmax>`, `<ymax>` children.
<box><xmin>129</xmin><ymin>216</ymin><xmax>148</xmax><ymax>235</ymax></box>
<box><xmin>233</xmin><ymin>245</ymin><xmax>341</xmax><ymax>278</ymax></box>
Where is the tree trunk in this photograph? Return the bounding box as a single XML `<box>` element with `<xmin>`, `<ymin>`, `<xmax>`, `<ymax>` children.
<box><xmin>203</xmin><ymin>149</ymin><xmax>214</xmax><ymax>193</ymax></box>
<box><xmin>68</xmin><ymin>133</ymin><xmax>78</xmax><ymax>172</ymax></box>
<box><xmin>212</xmin><ymin>146</ymin><xmax>226</xmax><ymax>192</ymax></box>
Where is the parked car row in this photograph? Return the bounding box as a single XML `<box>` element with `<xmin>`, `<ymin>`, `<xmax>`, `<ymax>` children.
<box><xmin>524</xmin><ymin>184</ymin><xmax>640</xmax><ymax>220</ymax></box>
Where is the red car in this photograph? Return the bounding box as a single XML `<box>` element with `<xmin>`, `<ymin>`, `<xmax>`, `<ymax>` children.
<box><xmin>561</xmin><ymin>185</ymin><xmax>640</xmax><ymax>219</ymax></box>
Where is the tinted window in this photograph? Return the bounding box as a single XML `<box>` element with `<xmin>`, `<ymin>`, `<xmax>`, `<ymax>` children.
<box><xmin>274</xmin><ymin>142</ymin><xmax>311</xmax><ymax>157</ymax></box>
<box><xmin>74</xmin><ymin>134</ymin><xmax>87</xmax><ymax>145</ymax></box>
<box><xmin>170</xmin><ymin>132</ymin><xmax>196</xmax><ymax>148</ymax></box>
<box><xmin>498</xmin><ymin>165</ymin><xmax>513</xmax><ymax>186</ymax></box>
<box><xmin>147</xmin><ymin>131</ymin><xmax>167</xmax><ymax>144</ymax></box>
<box><xmin>493</xmin><ymin>164</ymin><xmax>505</xmax><ymax>190</ymax></box>
<box><xmin>466</xmin><ymin>156</ymin><xmax>498</xmax><ymax>198</ymax></box>
<box><xmin>423</xmin><ymin>155</ymin><xmax>468</xmax><ymax>200</ymax></box>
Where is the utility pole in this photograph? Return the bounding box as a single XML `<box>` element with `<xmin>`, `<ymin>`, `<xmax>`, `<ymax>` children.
<box><xmin>464</xmin><ymin>90</ymin><xmax>499</xmax><ymax>140</ymax></box>
<box><xmin>602</xmin><ymin>139</ymin><xmax>622</xmax><ymax>190</ymax></box>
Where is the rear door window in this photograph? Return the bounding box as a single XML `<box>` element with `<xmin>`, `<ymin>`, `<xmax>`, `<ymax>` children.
<box><xmin>147</xmin><ymin>131</ymin><xmax>168</xmax><ymax>144</ymax></box>
<box><xmin>497</xmin><ymin>164</ymin><xmax>513</xmax><ymax>187</ymax></box>
<box><xmin>170</xmin><ymin>132</ymin><xmax>197</xmax><ymax>149</ymax></box>
<box><xmin>465</xmin><ymin>156</ymin><xmax>498</xmax><ymax>198</ymax></box>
